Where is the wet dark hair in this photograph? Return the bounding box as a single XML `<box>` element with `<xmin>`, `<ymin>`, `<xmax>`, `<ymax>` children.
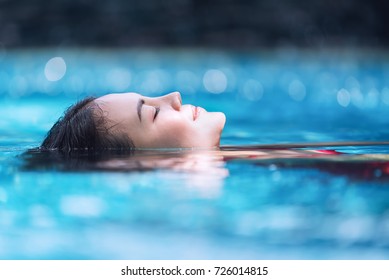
<box><xmin>40</xmin><ymin>97</ymin><xmax>134</xmax><ymax>151</ymax></box>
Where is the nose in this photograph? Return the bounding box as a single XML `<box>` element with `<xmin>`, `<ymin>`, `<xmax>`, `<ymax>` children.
<box><xmin>163</xmin><ymin>91</ymin><xmax>182</xmax><ymax>111</ymax></box>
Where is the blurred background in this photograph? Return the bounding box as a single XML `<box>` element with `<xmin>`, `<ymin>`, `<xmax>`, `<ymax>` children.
<box><xmin>0</xmin><ymin>0</ymin><xmax>387</xmax><ymax>49</ymax></box>
<box><xmin>0</xmin><ymin>0</ymin><xmax>388</xmax><ymax>145</ymax></box>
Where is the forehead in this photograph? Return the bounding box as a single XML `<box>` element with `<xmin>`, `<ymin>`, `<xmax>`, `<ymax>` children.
<box><xmin>94</xmin><ymin>93</ymin><xmax>141</xmax><ymax>126</ymax></box>
<box><xmin>96</xmin><ymin>92</ymin><xmax>140</xmax><ymax>105</ymax></box>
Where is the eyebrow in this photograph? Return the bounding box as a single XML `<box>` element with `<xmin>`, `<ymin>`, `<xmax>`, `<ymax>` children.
<box><xmin>137</xmin><ymin>99</ymin><xmax>144</xmax><ymax>122</ymax></box>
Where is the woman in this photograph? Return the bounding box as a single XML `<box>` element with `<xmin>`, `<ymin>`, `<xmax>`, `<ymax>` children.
<box><xmin>41</xmin><ymin>91</ymin><xmax>226</xmax><ymax>150</ymax></box>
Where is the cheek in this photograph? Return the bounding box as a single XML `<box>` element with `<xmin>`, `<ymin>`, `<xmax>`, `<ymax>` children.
<box><xmin>170</xmin><ymin>119</ymin><xmax>220</xmax><ymax>147</ymax></box>
<box><xmin>156</xmin><ymin>119</ymin><xmax>195</xmax><ymax>147</ymax></box>
<box><xmin>153</xmin><ymin>113</ymin><xmax>224</xmax><ymax>148</ymax></box>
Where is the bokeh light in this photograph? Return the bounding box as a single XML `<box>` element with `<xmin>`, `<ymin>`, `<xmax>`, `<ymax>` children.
<box><xmin>203</xmin><ymin>69</ymin><xmax>227</xmax><ymax>94</ymax></box>
<box><xmin>337</xmin><ymin>88</ymin><xmax>351</xmax><ymax>107</ymax></box>
<box><xmin>44</xmin><ymin>57</ymin><xmax>67</xmax><ymax>82</ymax></box>
<box><xmin>288</xmin><ymin>79</ymin><xmax>306</xmax><ymax>101</ymax></box>
<box><xmin>240</xmin><ymin>79</ymin><xmax>264</xmax><ymax>101</ymax></box>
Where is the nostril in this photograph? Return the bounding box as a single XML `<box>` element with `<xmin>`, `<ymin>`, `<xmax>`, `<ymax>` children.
<box><xmin>165</xmin><ymin>91</ymin><xmax>182</xmax><ymax>110</ymax></box>
<box><xmin>172</xmin><ymin>97</ymin><xmax>181</xmax><ymax>111</ymax></box>
<box><xmin>176</xmin><ymin>92</ymin><xmax>182</xmax><ymax>105</ymax></box>
<box><xmin>169</xmin><ymin>92</ymin><xmax>182</xmax><ymax>110</ymax></box>
<box><xmin>174</xmin><ymin>98</ymin><xmax>182</xmax><ymax>111</ymax></box>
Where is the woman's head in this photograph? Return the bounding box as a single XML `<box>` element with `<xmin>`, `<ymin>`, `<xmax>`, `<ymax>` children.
<box><xmin>41</xmin><ymin>92</ymin><xmax>226</xmax><ymax>150</ymax></box>
<box><xmin>40</xmin><ymin>96</ymin><xmax>133</xmax><ymax>151</ymax></box>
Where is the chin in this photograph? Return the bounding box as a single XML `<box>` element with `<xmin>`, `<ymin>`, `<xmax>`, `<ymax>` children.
<box><xmin>213</xmin><ymin>112</ymin><xmax>226</xmax><ymax>133</ymax></box>
<box><xmin>190</xmin><ymin>112</ymin><xmax>225</xmax><ymax>148</ymax></box>
<box><xmin>209</xmin><ymin>112</ymin><xmax>226</xmax><ymax>147</ymax></box>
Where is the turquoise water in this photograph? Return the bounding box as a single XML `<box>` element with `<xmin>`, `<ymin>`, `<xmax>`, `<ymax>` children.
<box><xmin>1</xmin><ymin>49</ymin><xmax>389</xmax><ymax>259</ymax></box>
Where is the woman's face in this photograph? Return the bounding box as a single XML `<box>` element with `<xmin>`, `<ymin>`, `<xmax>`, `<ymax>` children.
<box><xmin>95</xmin><ymin>92</ymin><xmax>226</xmax><ymax>148</ymax></box>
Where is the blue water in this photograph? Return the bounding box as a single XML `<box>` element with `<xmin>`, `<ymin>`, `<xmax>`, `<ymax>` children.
<box><xmin>1</xmin><ymin>49</ymin><xmax>389</xmax><ymax>259</ymax></box>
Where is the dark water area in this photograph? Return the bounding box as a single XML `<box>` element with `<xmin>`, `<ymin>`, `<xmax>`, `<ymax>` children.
<box><xmin>0</xmin><ymin>0</ymin><xmax>387</xmax><ymax>48</ymax></box>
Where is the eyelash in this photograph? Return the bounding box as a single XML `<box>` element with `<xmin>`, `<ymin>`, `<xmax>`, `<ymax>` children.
<box><xmin>153</xmin><ymin>107</ymin><xmax>160</xmax><ymax>121</ymax></box>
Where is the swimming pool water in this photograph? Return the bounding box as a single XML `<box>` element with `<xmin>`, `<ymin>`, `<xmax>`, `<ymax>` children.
<box><xmin>1</xmin><ymin>49</ymin><xmax>389</xmax><ymax>259</ymax></box>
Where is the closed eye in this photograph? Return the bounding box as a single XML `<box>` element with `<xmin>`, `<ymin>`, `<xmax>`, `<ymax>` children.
<box><xmin>153</xmin><ymin>107</ymin><xmax>160</xmax><ymax>121</ymax></box>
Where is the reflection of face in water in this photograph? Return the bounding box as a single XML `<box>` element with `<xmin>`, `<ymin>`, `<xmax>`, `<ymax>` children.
<box><xmin>98</xmin><ymin>150</ymin><xmax>229</xmax><ymax>198</ymax></box>
<box><xmin>98</xmin><ymin>150</ymin><xmax>228</xmax><ymax>174</ymax></box>
<box><xmin>95</xmin><ymin>92</ymin><xmax>226</xmax><ymax>148</ymax></box>
<box><xmin>21</xmin><ymin>145</ymin><xmax>389</xmax><ymax>199</ymax></box>
<box><xmin>21</xmin><ymin>149</ymin><xmax>230</xmax><ymax>198</ymax></box>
